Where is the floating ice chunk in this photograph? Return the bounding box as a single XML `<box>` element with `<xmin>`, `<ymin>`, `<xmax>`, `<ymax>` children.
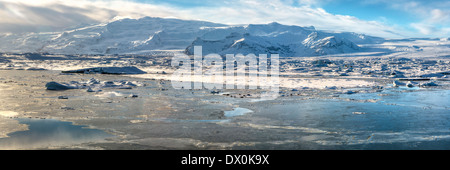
<box><xmin>393</xmin><ymin>80</ymin><xmax>406</xmax><ymax>87</ymax></box>
<box><xmin>406</xmin><ymin>82</ymin><xmax>414</xmax><ymax>88</ymax></box>
<box><xmin>58</xmin><ymin>96</ymin><xmax>68</xmax><ymax>99</ymax></box>
<box><xmin>420</xmin><ymin>73</ymin><xmax>445</xmax><ymax>78</ymax></box>
<box><xmin>344</xmin><ymin>90</ymin><xmax>356</xmax><ymax>94</ymax></box>
<box><xmin>124</xmin><ymin>81</ymin><xmax>137</xmax><ymax>86</ymax></box>
<box><xmin>87</xmin><ymin>78</ymin><xmax>100</xmax><ymax>84</ymax></box>
<box><xmin>87</xmin><ymin>87</ymin><xmax>95</xmax><ymax>92</ymax></box>
<box><xmin>390</xmin><ymin>74</ymin><xmax>406</xmax><ymax>78</ymax></box>
<box><xmin>312</xmin><ymin>59</ymin><xmax>332</xmax><ymax>67</ymax></box>
<box><xmin>421</xmin><ymin>81</ymin><xmax>438</xmax><ymax>87</ymax></box>
<box><xmin>352</xmin><ymin>112</ymin><xmax>367</xmax><ymax>115</ymax></box>
<box><xmin>47</xmin><ymin>79</ymin><xmax>142</xmax><ymax>91</ymax></box>
<box><xmin>26</xmin><ymin>67</ymin><xmax>46</xmax><ymax>71</ymax></box>
<box><xmin>103</xmin><ymin>81</ymin><xmax>116</xmax><ymax>87</ymax></box>
<box><xmin>62</xmin><ymin>66</ymin><xmax>146</xmax><ymax>74</ymax></box>
<box><xmin>46</xmin><ymin>82</ymin><xmax>77</xmax><ymax>90</ymax></box>
<box><xmin>326</xmin><ymin>86</ymin><xmax>337</xmax><ymax>90</ymax></box>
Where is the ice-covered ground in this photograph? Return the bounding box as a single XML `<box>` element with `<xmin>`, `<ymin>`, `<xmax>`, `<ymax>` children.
<box><xmin>2</xmin><ymin>44</ymin><xmax>448</xmax><ymax>91</ymax></box>
<box><xmin>0</xmin><ymin>68</ymin><xmax>449</xmax><ymax>150</ymax></box>
<box><xmin>0</xmin><ymin>38</ymin><xmax>449</xmax><ymax>149</ymax></box>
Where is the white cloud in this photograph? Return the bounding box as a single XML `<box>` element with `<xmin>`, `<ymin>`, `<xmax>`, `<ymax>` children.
<box><xmin>360</xmin><ymin>0</ymin><xmax>450</xmax><ymax>37</ymax></box>
<box><xmin>0</xmin><ymin>0</ymin><xmax>408</xmax><ymax>38</ymax></box>
<box><xmin>429</xmin><ymin>9</ymin><xmax>450</xmax><ymax>24</ymax></box>
<box><xmin>0</xmin><ymin>0</ymin><xmax>177</xmax><ymax>33</ymax></box>
<box><xmin>411</xmin><ymin>23</ymin><xmax>435</xmax><ymax>35</ymax></box>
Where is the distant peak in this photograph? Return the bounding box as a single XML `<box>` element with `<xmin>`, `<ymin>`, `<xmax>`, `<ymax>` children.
<box><xmin>304</xmin><ymin>26</ymin><xmax>315</xmax><ymax>31</ymax></box>
<box><xmin>268</xmin><ymin>22</ymin><xmax>281</xmax><ymax>25</ymax></box>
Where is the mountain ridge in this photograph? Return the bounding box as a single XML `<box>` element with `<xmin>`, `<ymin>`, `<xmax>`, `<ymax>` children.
<box><xmin>0</xmin><ymin>17</ymin><xmax>385</xmax><ymax>56</ymax></box>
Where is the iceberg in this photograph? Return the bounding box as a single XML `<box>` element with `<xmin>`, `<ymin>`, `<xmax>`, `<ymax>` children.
<box><xmin>46</xmin><ymin>82</ymin><xmax>78</xmax><ymax>90</ymax></box>
<box><xmin>62</xmin><ymin>66</ymin><xmax>146</xmax><ymax>74</ymax></box>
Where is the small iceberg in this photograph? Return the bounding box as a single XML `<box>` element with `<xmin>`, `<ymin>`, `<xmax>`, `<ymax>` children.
<box><xmin>344</xmin><ymin>90</ymin><xmax>356</xmax><ymax>94</ymax></box>
<box><xmin>58</xmin><ymin>96</ymin><xmax>69</xmax><ymax>99</ymax></box>
<box><xmin>421</xmin><ymin>81</ymin><xmax>438</xmax><ymax>87</ymax></box>
<box><xmin>45</xmin><ymin>78</ymin><xmax>143</xmax><ymax>91</ymax></box>
<box><xmin>62</xmin><ymin>66</ymin><xmax>146</xmax><ymax>74</ymax></box>
<box><xmin>406</xmin><ymin>82</ymin><xmax>415</xmax><ymax>88</ymax></box>
<box><xmin>46</xmin><ymin>82</ymin><xmax>78</xmax><ymax>90</ymax></box>
<box><xmin>393</xmin><ymin>80</ymin><xmax>406</xmax><ymax>87</ymax></box>
<box><xmin>224</xmin><ymin>108</ymin><xmax>253</xmax><ymax>117</ymax></box>
<box><xmin>86</xmin><ymin>87</ymin><xmax>95</xmax><ymax>92</ymax></box>
<box><xmin>326</xmin><ymin>86</ymin><xmax>337</xmax><ymax>90</ymax></box>
<box><xmin>26</xmin><ymin>67</ymin><xmax>47</xmax><ymax>71</ymax></box>
<box><xmin>339</xmin><ymin>73</ymin><xmax>349</xmax><ymax>76</ymax></box>
<box><xmin>352</xmin><ymin>112</ymin><xmax>367</xmax><ymax>115</ymax></box>
<box><xmin>420</xmin><ymin>73</ymin><xmax>445</xmax><ymax>78</ymax></box>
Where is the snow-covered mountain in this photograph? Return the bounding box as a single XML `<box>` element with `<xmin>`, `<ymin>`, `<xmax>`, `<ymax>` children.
<box><xmin>186</xmin><ymin>23</ymin><xmax>363</xmax><ymax>56</ymax></box>
<box><xmin>0</xmin><ymin>17</ymin><xmax>384</xmax><ymax>56</ymax></box>
<box><xmin>0</xmin><ymin>17</ymin><xmax>226</xmax><ymax>54</ymax></box>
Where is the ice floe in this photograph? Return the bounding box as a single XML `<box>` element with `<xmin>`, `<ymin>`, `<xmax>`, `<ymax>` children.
<box><xmin>46</xmin><ymin>78</ymin><xmax>144</xmax><ymax>91</ymax></box>
<box><xmin>62</xmin><ymin>66</ymin><xmax>146</xmax><ymax>74</ymax></box>
<box><xmin>46</xmin><ymin>82</ymin><xmax>78</xmax><ymax>90</ymax></box>
<box><xmin>420</xmin><ymin>81</ymin><xmax>438</xmax><ymax>87</ymax></box>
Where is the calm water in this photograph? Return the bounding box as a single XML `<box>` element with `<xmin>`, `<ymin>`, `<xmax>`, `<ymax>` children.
<box><xmin>0</xmin><ymin>119</ymin><xmax>113</xmax><ymax>149</ymax></box>
<box><xmin>240</xmin><ymin>88</ymin><xmax>450</xmax><ymax>149</ymax></box>
<box><xmin>0</xmin><ymin>70</ymin><xmax>449</xmax><ymax>149</ymax></box>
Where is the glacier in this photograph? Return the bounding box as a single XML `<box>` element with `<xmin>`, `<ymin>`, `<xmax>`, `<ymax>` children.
<box><xmin>0</xmin><ymin>17</ymin><xmax>384</xmax><ymax>57</ymax></box>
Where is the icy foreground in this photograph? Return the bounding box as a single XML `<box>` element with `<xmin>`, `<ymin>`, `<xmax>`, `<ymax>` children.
<box><xmin>0</xmin><ymin>47</ymin><xmax>449</xmax><ymax>149</ymax></box>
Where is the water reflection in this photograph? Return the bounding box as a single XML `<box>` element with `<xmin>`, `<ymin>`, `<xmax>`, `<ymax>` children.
<box><xmin>0</xmin><ymin>119</ymin><xmax>113</xmax><ymax>150</ymax></box>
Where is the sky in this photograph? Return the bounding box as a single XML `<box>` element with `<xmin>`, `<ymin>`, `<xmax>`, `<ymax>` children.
<box><xmin>0</xmin><ymin>0</ymin><xmax>449</xmax><ymax>38</ymax></box>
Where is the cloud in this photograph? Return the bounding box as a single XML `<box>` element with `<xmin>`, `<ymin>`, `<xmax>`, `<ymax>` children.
<box><xmin>411</xmin><ymin>23</ymin><xmax>436</xmax><ymax>35</ymax></box>
<box><xmin>0</xmin><ymin>0</ymin><xmax>409</xmax><ymax>38</ymax></box>
<box><xmin>359</xmin><ymin>0</ymin><xmax>450</xmax><ymax>37</ymax></box>
<box><xmin>429</xmin><ymin>9</ymin><xmax>450</xmax><ymax>24</ymax></box>
<box><xmin>0</xmin><ymin>0</ymin><xmax>178</xmax><ymax>33</ymax></box>
<box><xmin>409</xmin><ymin>7</ymin><xmax>450</xmax><ymax>37</ymax></box>
<box><xmin>181</xmin><ymin>0</ymin><xmax>406</xmax><ymax>38</ymax></box>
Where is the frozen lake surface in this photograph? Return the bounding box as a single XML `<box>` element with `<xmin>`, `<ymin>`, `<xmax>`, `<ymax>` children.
<box><xmin>0</xmin><ymin>53</ymin><xmax>449</xmax><ymax>149</ymax></box>
<box><xmin>0</xmin><ymin>118</ymin><xmax>113</xmax><ymax>149</ymax></box>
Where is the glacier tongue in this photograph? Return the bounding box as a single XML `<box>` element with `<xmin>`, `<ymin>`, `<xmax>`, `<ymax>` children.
<box><xmin>0</xmin><ymin>17</ymin><xmax>381</xmax><ymax>56</ymax></box>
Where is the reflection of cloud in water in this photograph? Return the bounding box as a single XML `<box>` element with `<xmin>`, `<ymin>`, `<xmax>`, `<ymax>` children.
<box><xmin>95</xmin><ymin>91</ymin><xmax>124</xmax><ymax>98</ymax></box>
<box><xmin>0</xmin><ymin>117</ymin><xmax>28</xmax><ymax>139</ymax></box>
<box><xmin>0</xmin><ymin>111</ymin><xmax>19</xmax><ymax>117</ymax></box>
<box><xmin>224</xmin><ymin>108</ymin><xmax>253</xmax><ymax>117</ymax></box>
<box><xmin>0</xmin><ymin>119</ymin><xmax>113</xmax><ymax>149</ymax></box>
